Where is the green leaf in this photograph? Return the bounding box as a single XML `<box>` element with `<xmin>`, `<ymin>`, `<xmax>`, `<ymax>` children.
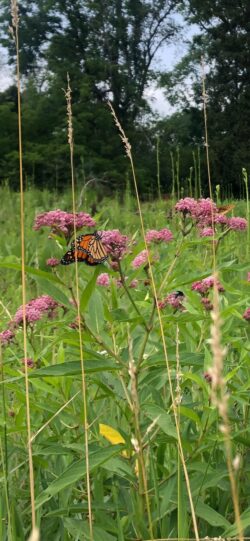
<box><xmin>35</xmin><ymin>445</ymin><xmax>123</xmax><ymax>508</ymax></box>
<box><xmin>86</xmin><ymin>290</ymin><xmax>104</xmax><ymax>333</ymax></box>
<box><xmin>195</xmin><ymin>501</ymin><xmax>231</xmax><ymax>529</ymax></box>
<box><xmin>28</xmin><ymin>359</ymin><xmax>119</xmax><ymax>377</ymax></box>
<box><xmin>101</xmin><ymin>456</ymin><xmax>135</xmax><ymax>481</ymax></box>
<box><xmin>80</xmin><ymin>267</ymin><xmax>100</xmax><ymax>312</ymax></box>
<box><xmin>179</xmin><ymin>406</ymin><xmax>202</xmax><ymax>426</ymax></box>
<box><xmin>223</xmin><ymin>507</ymin><xmax>250</xmax><ymax>537</ymax></box>
<box><xmin>64</xmin><ymin>519</ymin><xmax>117</xmax><ymax>541</ymax></box>
<box><xmin>143</xmin><ymin>404</ymin><xmax>177</xmax><ymax>439</ymax></box>
<box><xmin>0</xmin><ymin>262</ymin><xmax>64</xmax><ymax>284</ymax></box>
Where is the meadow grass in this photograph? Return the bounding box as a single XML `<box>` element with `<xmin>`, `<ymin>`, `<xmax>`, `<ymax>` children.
<box><xmin>0</xmin><ymin>185</ymin><xmax>249</xmax><ymax>540</ymax></box>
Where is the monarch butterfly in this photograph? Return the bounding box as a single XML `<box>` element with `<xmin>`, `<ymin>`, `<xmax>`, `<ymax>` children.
<box><xmin>217</xmin><ymin>204</ymin><xmax>235</xmax><ymax>215</ymax></box>
<box><xmin>61</xmin><ymin>231</ymin><xmax>108</xmax><ymax>266</ymax></box>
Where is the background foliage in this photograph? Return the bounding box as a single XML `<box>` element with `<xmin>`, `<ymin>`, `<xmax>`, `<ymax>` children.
<box><xmin>0</xmin><ymin>0</ymin><xmax>250</xmax><ymax>195</ymax></box>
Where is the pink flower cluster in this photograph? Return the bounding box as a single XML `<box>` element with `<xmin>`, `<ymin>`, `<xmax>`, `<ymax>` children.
<box><xmin>248</xmin><ymin>272</ymin><xmax>250</xmax><ymax>282</ymax></box>
<box><xmin>132</xmin><ymin>250</ymin><xmax>149</xmax><ymax>269</ymax></box>
<box><xmin>175</xmin><ymin>197</ymin><xmax>248</xmax><ymax>232</ymax></box>
<box><xmin>175</xmin><ymin>197</ymin><xmax>198</xmax><ymax>215</ymax></box>
<box><xmin>196</xmin><ymin>198</ymin><xmax>217</xmax><ymax>220</ymax></box>
<box><xmin>192</xmin><ymin>276</ymin><xmax>225</xmax><ymax>295</ymax></box>
<box><xmin>34</xmin><ymin>209</ymin><xmax>96</xmax><ymax>240</ymax></box>
<box><xmin>12</xmin><ymin>295</ymin><xmax>59</xmax><ymax>326</ymax></box>
<box><xmin>214</xmin><ymin>214</ymin><xmax>228</xmax><ymax>225</ymax></box>
<box><xmin>97</xmin><ymin>273</ymin><xmax>110</xmax><ymax>287</ymax></box>
<box><xmin>158</xmin><ymin>291</ymin><xmax>185</xmax><ymax>311</ymax></box>
<box><xmin>0</xmin><ymin>329</ymin><xmax>15</xmax><ymax>346</ymax></box>
<box><xmin>175</xmin><ymin>197</ymin><xmax>217</xmax><ymax>220</ymax></box>
<box><xmin>146</xmin><ymin>228</ymin><xmax>173</xmax><ymax>243</ymax></box>
<box><xmin>22</xmin><ymin>358</ymin><xmax>35</xmax><ymax>368</ymax></box>
<box><xmin>200</xmin><ymin>227</ymin><xmax>214</xmax><ymax>238</ymax></box>
<box><xmin>243</xmin><ymin>308</ymin><xmax>250</xmax><ymax>321</ymax></box>
<box><xmin>228</xmin><ymin>217</ymin><xmax>248</xmax><ymax>231</ymax></box>
<box><xmin>46</xmin><ymin>258</ymin><xmax>60</xmax><ymax>267</ymax></box>
<box><xmin>201</xmin><ymin>297</ymin><xmax>213</xmax><ymax>311</ymax></box>
<box><xmin>100</xmin><ymin>229</ymin><xmax>128</xmax><ymax>260</ymax></box>
<box><xmin>129</xmin><ymin>279</ymin><xmax>138</xmax><ymax>288</ymax></box>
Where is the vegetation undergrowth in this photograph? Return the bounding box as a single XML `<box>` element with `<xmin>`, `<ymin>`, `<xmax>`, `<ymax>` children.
<box><xmin>0</xmin><ymin>185</ymin><xmax>249</xmax><ymax>540</ymax></box>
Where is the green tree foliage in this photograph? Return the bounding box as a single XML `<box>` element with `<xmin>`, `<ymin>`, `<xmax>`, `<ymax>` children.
<box><xmin>0</xmin><ymin>0</ymin><xmax>180</xmax><ymax>191</ymax></box>
<box><xmin>160</xmin><ymin>0</ymin><xmax>250</xmax><ymax>195</ymax></box>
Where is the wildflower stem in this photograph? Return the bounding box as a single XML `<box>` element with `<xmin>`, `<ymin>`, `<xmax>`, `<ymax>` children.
<box><xmin>65</xmin><ymin>73</ymin><xmax>93</xmax><ymax>540</ymax></box>
<box><xmin>210</xmin><ymin>284</ymin><xmax>243</xmax><ymax>541</ymax></box>
<box><xmin>137</xmin><ymin>302</ymin><xmax>156</xmax><ymax>369</ymax></box>
<box><xmin>12</xmin><ymin>0</ymin><xmax>36</xmax><ymax>529</ymax></box>
<box><xmin>111</xmin><ymin>329</ymin><xmax>133</xmax><ymax>410</ymax></box>
<box><xmin>0</xmin><ymin>345</ymin><xmax>8</xmax><ymax>498</ymax></box>
<box><xmin>118</xmin><ymin>260</ymin><xmax>149</xmax><ymax>330</ymax></box>
<box><xmin>82</xmin><ymin>317</ymin><xmax>127</xmax><ymax>369</ymax></box>
<box><xmin>109</xmin><ymin>102</ymin><xmax>200</xmax><ymax>541</ymax></box>
<box><xmin>128</xmin><ymin>327</ymin><xmax>154</xmax><ymax>539</ymax></box>
<box><xmin>159</xmin><ymin>237</ymin><xmax>185</xmax><ymax>295</ymax></box>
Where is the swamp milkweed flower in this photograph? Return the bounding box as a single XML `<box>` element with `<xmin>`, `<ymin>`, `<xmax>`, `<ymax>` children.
<box><xmin>132</xmin><ymin>250</ymin><xmax>149</xmax><ymax>269</ymax></box>
<box><xmin>129</xmin><ymin>279</ymin><xmax>138</xmax><ymax>288</ymax></box>
<box><xmin>0</xmin><ymin>329</ymin><xmax>15</xmax><ymax>346</ymax></box>
<box><xmin>158</xmin><ymin>291</ymin><xmax>185</xmax><ymax>311</ymax></box>
<box><xmin>100</xmin><ymin>229</ymin><xmax>129</xmax><ymax>260</ymax></box>
<box><xmin>243</xmin><ymin>308</ymin><xmax>250</xmax><ymax>321</ymax></box>
<box><xmin>191</xmin><ymin>276</ymin><xmax>224</xmax><ymax>295</ymax></box>
<box><xmin>228</xmin><ymin>217</ymin><xmax>248</xmax><ymax>231</ymax></box>
<box><xmin>12</xmin><ymin>295</ymin><xmax>59</xmax><ymax>327</ymax></box>
<box><xmin>214</xmin><ymin>214</ymin><xmax>229</xmax><ymax>226</ymax></box>
<box><xmin>195</xmin><ymin>198</ymin><xmax>217</xmax><ymax>221</ymax></box>
<box><xmin>201</xmin><ymin>297</ymin><xmax>213</xmax><ymax>311</ymax></box>
<box><xmin>34</xmin><ymin>209</ymin><xmax>96</xmax><ymax>241</ymax></box>
<box><xmin>97</xmin><ymin>273</ymin><xmax>110</xmax><ymax>287</ymax></box>
<box><xmin>200</xmin><ymin>228</ymin><xmax>214</xmax><ymax>237</ymax></box>
<box><xmin>146</xmin><ymin>228</ymin><xmax>173</xmax><ymax>243</ymax></box>
<box><xmin>46</xmin><ymin>258</ymin><xmax>60</xmax><ymax>267</ymax></box>
<box><xmin>175</xmin><ymin>197</ymin><xmax>198</xmax><ymax>215</ymax></box>
<box><xmin>21</xmin><ymin>358</ymin><xmax>35</xmax><ymax>369</ymax></box>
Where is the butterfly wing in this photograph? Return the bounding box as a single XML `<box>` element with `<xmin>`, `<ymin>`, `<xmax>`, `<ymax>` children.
<box><xmin>88</xmin><ymin>235</ymin><xmax>108</xmax><ymax>263</ymax></box>
<box><xmin>217</xmin><ymin>204</ymin><xmax>235</xmax><ymax>215</ymax></box>
<box><xmin>61</xmin><ymin>249</ymin><xmax>90</xmax><ymax>265</ymax></box>
<box><xmin>71</xmin><ymin>233</ymin><xmax>93</xmax><ymax>253</ymax></box>
<box><xmin>61</xmin><ymin>232</ymin><xmax>108</xmax><ymax>265</ymax></box>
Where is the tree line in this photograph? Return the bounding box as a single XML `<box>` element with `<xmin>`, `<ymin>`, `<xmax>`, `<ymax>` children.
<box><xmin>0</xmin><ymin>0</ymin><xmax>249</xmax><ymax>197</ymax></box>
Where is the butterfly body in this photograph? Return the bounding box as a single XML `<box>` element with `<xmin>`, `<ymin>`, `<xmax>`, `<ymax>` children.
<box><xmin>61</xmin><ymin>231</ymin><xmax>108</xmax><ymax>266</ymax></box>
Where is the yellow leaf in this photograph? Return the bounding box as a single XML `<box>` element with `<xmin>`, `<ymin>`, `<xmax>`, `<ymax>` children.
<box><xmin>99</xmin><ymin>423</ymin><xmax>125</xmax><ymax>446</ymax></box>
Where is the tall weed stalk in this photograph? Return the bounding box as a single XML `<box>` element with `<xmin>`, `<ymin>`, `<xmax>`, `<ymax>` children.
<box><xmin>202</xmin><ymin>56</ymin><xmax>243</xmax><ymax>541</ymax></box>
<box><xmin>10</xmin><ymin>0</ymin><xmax>36</xmax><ymax>534</ymax></box>
<box><xmin>109</xmin><ymin>101</ymin><xmax>200</xmax><ymax>541</ymax></box>
<box><xmin>65</xmin><ymin>74</ymin><xmax>93</xmax><ymax>540</ymax></box>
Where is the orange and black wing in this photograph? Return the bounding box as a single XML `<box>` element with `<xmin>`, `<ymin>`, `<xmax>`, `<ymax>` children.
<box><xmin>217</xmin><ymin>204</ymin><xmax>235</xmax><ymax>215</ymax></box>
<box><xmin>61</xmin><ymin>248</ymin><xmax>90</xmax><ymax>265</ymax></box>
<box><xmin>61</xmin><ymin>232</ymin><xmax>108</xmax><ymax>265</ymax></box>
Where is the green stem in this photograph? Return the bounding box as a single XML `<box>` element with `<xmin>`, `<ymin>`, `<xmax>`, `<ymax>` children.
<box><xmin>118</xmin><ymin>260</ymin><xmax>149</xmax><ymax>330</ymax></box>
<box><xmin>0</xmin><ymin>348</ymin><xmax>8</xmax><ymax>499</ymax></box>
<box><xmin>159</xmin><ymin>237</ymin><xmax>185</xmax><ymax>295</ymax></box>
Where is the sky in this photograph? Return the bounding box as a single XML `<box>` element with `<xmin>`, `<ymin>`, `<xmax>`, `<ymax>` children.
<box><xmin>0</xmin><ymin>16</ymin><xmax>196</xmax><ymax>117</ymax></box>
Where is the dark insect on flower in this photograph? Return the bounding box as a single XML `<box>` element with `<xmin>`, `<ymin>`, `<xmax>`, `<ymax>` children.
<box><xmin>61</xmin><ymin>231</ymin><xmax>108</xmax><ymax>266</ymax></box>
<box><xmin>173</xmin><ymin>290</ymin><xmax>184</xmax><ymax>297</ymax></box>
